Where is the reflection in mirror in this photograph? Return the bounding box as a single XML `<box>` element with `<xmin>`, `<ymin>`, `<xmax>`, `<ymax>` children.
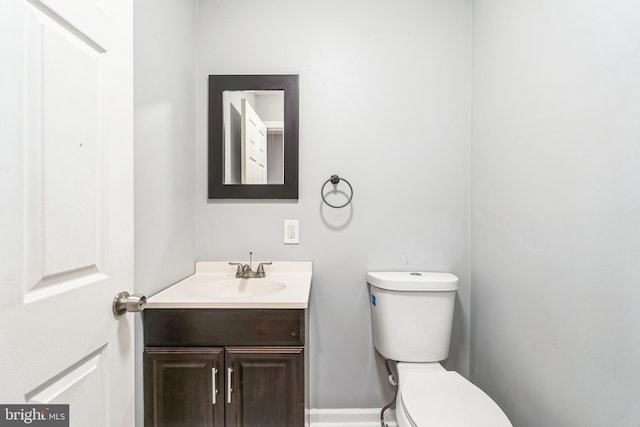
<box><xmin>223</xmin><ymin>90</ymin><xmax>284</xmax><ymax>185</ymax></box>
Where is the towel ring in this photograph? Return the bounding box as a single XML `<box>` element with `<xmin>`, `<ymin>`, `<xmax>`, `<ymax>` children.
<box><xmin>321</xmin><ymin>175</ymin><xmax>353</xmax><ymax>209</ymax></box>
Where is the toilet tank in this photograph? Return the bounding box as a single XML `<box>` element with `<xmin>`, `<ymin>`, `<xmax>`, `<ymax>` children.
<box><xmin>367</xmin><ymin>272</ymin><xmax>458</xmax><ymax>362</ymax></box>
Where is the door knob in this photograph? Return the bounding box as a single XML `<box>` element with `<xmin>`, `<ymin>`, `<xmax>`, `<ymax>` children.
<box><xmin>112</xmin><ymin>291</ymin><xmax>146</xmax><ymax>316</ymax></box>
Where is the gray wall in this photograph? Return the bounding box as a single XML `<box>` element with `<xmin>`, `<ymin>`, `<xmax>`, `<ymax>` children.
<box><xmin>196</xmin><ymin>0</ymin><xmax>472</xmax><ymax>408</ymax></box>
<box><xmin>133</xmin><ymin>1</ymin><xmax>197</xmax><ymax>425</ymax></box>
<box><xmin>470</xmin><ymin>0</ymin><xmax>640</xmax><ymax>425</ymax></box>
<box><xmin>130</xmin><ymin>0</ymin><xmax>640</xmax><ymax>421</ymax></box>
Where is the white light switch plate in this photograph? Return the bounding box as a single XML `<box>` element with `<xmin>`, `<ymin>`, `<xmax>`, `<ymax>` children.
<box><xmin>284</xmin><ymin>220</ymin><xmax>299</xmax><ymax>244</ymax></box>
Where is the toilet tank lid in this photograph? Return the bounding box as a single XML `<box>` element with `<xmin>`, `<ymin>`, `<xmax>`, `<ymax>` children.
<box><xmin>367</xmin><ymin>272</ymin><xmax>458</xmax><ymax>291</ymax></box>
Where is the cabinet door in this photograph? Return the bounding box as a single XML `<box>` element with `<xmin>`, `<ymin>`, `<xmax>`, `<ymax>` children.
<box><xmin>225</xmin><ymin>347</ymin><xmax>304</xmax><ymax>427</ymax></box>
<box><xmin>144</xmin><ymin>347</ymin><xmax>224</xmax><ymax>427</ymax></box>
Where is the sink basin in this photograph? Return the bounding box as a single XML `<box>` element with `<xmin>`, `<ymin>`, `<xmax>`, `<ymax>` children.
<box><xmin>194</xmin><ymin>279</ymin><xmax>286</xmax><ymax>298</ymax></box>
<box><xmin>145</xmin><ymin>261</ymin><xmax>312</xmax><ymax>309</ymax></box>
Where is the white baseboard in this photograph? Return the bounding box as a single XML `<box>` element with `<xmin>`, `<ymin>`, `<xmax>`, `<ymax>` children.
<box><xmin>310</xmin><ymin>408</ymin><xmax>397</xmax><ymax>427</ymax></box>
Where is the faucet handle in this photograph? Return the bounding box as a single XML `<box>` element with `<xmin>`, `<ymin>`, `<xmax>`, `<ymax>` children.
<box><xmin>256</xmin><ymin>262</ymin><xmax>272</xmax><ymax>278</ymax></box>
<box><xmin>228</xmin><ymin>262</ymin><xmax>243</xmax><ymax>277</ymax></box>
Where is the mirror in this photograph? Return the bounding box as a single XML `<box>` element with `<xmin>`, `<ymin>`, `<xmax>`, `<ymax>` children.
<box><xmin>208</xmin><ymin>75</ymin><xmax>299</xmax><ymax>199</ymax></box>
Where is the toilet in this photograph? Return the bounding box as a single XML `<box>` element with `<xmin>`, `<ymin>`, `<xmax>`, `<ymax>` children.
<box><xmin>367</xmin><ymin>272</ymin><xmax>512</xmax><ymax>427</ymax></box>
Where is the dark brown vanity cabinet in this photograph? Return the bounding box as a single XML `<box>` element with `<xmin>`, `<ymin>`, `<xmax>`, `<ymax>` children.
<box><xmin>143</xmin><ymin>309</ymin><xmax>307</xmax><ymax>427</ymax></box>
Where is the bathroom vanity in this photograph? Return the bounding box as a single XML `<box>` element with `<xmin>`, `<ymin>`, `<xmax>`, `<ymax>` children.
<box><xmin>142</xmin><ymin>262</ymin><xmax>312</xmax><ymax>427</ymax></box>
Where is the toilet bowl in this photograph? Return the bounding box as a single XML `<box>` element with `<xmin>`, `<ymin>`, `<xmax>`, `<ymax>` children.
<box><xmin>367</xmin><ymin>272</ymin><xmax>512</xmax><ymax>427</ymax></box>
<box><xmin>395</xmin><ymin>363</ymin><xmax>511</xmax><ymax>427</ymax></box>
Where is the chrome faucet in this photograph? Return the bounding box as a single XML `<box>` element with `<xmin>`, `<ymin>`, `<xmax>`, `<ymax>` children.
<box><xmin>229</xmin><ymin>252</ymin><xmax>272</xmax><ymax>278</ymax></box>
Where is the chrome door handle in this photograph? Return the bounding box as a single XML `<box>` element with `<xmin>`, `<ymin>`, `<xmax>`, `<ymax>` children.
<box><xmin>227</xmin><ymin>368</ymin><xmax>233</xmax><ymax>404</ymax></box>
<box><xmin>212</xmin><ymin>368</ymin><xmax>218</xmax><ymax>405</ymax></box>
<box><xmin>112</xmin><ymin>291</ymin><xmax>146</xmax><ymax>316</ymax></box>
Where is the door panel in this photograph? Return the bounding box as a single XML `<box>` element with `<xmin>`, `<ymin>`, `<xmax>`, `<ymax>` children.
<box><xmin>25</xmin><ymin>347</ymin><xmax>107</xmax><ymax>425</ymax></box>
<box><xmin>144</xmin><ymin>348</ymin><xmax>224</xmax><ymax>427</ymax></box>
<box><xmin>0</xmin><ymin>0</ymin><xmax>134</xmax><ymax>425</ymax></box>
<box><xmin>23</xmin><ymin>0</ymin><xmax>107</xmax><ymax>302</ymax></box>
<box><xmin>225</xmin><ymin>347</ymin><xmax>304</xmax><ymax>427</ymax></box>
<box><xmin>241</xmin><ymin>99</ymin><xmax>268</xmax><ymax>184</ymax></box>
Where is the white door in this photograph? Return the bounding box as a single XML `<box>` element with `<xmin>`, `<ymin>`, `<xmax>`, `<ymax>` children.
<box><xmin>241</xmin><ymin>99</ymin><xmax>268</xmax><ymax>184</ymax></box>
<box><xmin>0</xmin><ymin>0</ymin><xmax>135</xmax><ymax>425</ymax></box>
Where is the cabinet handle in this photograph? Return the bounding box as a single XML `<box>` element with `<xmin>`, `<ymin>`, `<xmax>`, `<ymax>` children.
<box><xmin>212</xmin><ymin>368</ymin><xmax>218</xmax><ymax>405</ymax></box>
<box><xmin>227</xmin><ymin>368</ymin><xmax>233</xmax><ymax>404</ymax></box>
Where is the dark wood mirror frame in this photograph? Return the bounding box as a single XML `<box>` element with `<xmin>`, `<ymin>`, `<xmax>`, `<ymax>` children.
<box><xmin>208</xmin><ymin>74</ymin><xmax>299</xmax><ymax>199</ymax></box>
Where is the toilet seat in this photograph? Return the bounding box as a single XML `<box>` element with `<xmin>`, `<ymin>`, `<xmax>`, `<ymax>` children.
<box><xmin>399</xmin><ymin>369</ymin><xmax>512</xmax><ymax>427</ymax></box>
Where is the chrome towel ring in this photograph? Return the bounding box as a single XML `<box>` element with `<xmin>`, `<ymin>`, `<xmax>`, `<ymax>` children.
<box><xmin>321</xmin><ymin>175</ymin><xmax>353</xmax><ymax>208</ymax></box>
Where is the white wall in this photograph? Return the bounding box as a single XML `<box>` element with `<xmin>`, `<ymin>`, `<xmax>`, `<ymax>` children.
<box><xmin>133</xmin><ymin>0</ymin><xmax>197</xmax><ymax>424</ymax></box>
<box><xmin>196</xmin><ymin>0</ymin><xmax>472</xmax><ymax>408</ymax></box>
<box><xmin>471</xmin><ymin>0</ymin><xmax>640</xmax><ymax>425</ymax></box>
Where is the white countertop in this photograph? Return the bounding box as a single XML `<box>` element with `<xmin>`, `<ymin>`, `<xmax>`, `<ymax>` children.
<box><xmin>146</xmin><ymin>261</ymin><xmax>312</xmax><ymax>309</ymax></box>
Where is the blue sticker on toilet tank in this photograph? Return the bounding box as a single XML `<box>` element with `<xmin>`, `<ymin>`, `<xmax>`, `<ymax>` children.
<box><xmin>371</xmin><ymin>294</ymin><xmax>376</xmax><ymax>307</ymax></box>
